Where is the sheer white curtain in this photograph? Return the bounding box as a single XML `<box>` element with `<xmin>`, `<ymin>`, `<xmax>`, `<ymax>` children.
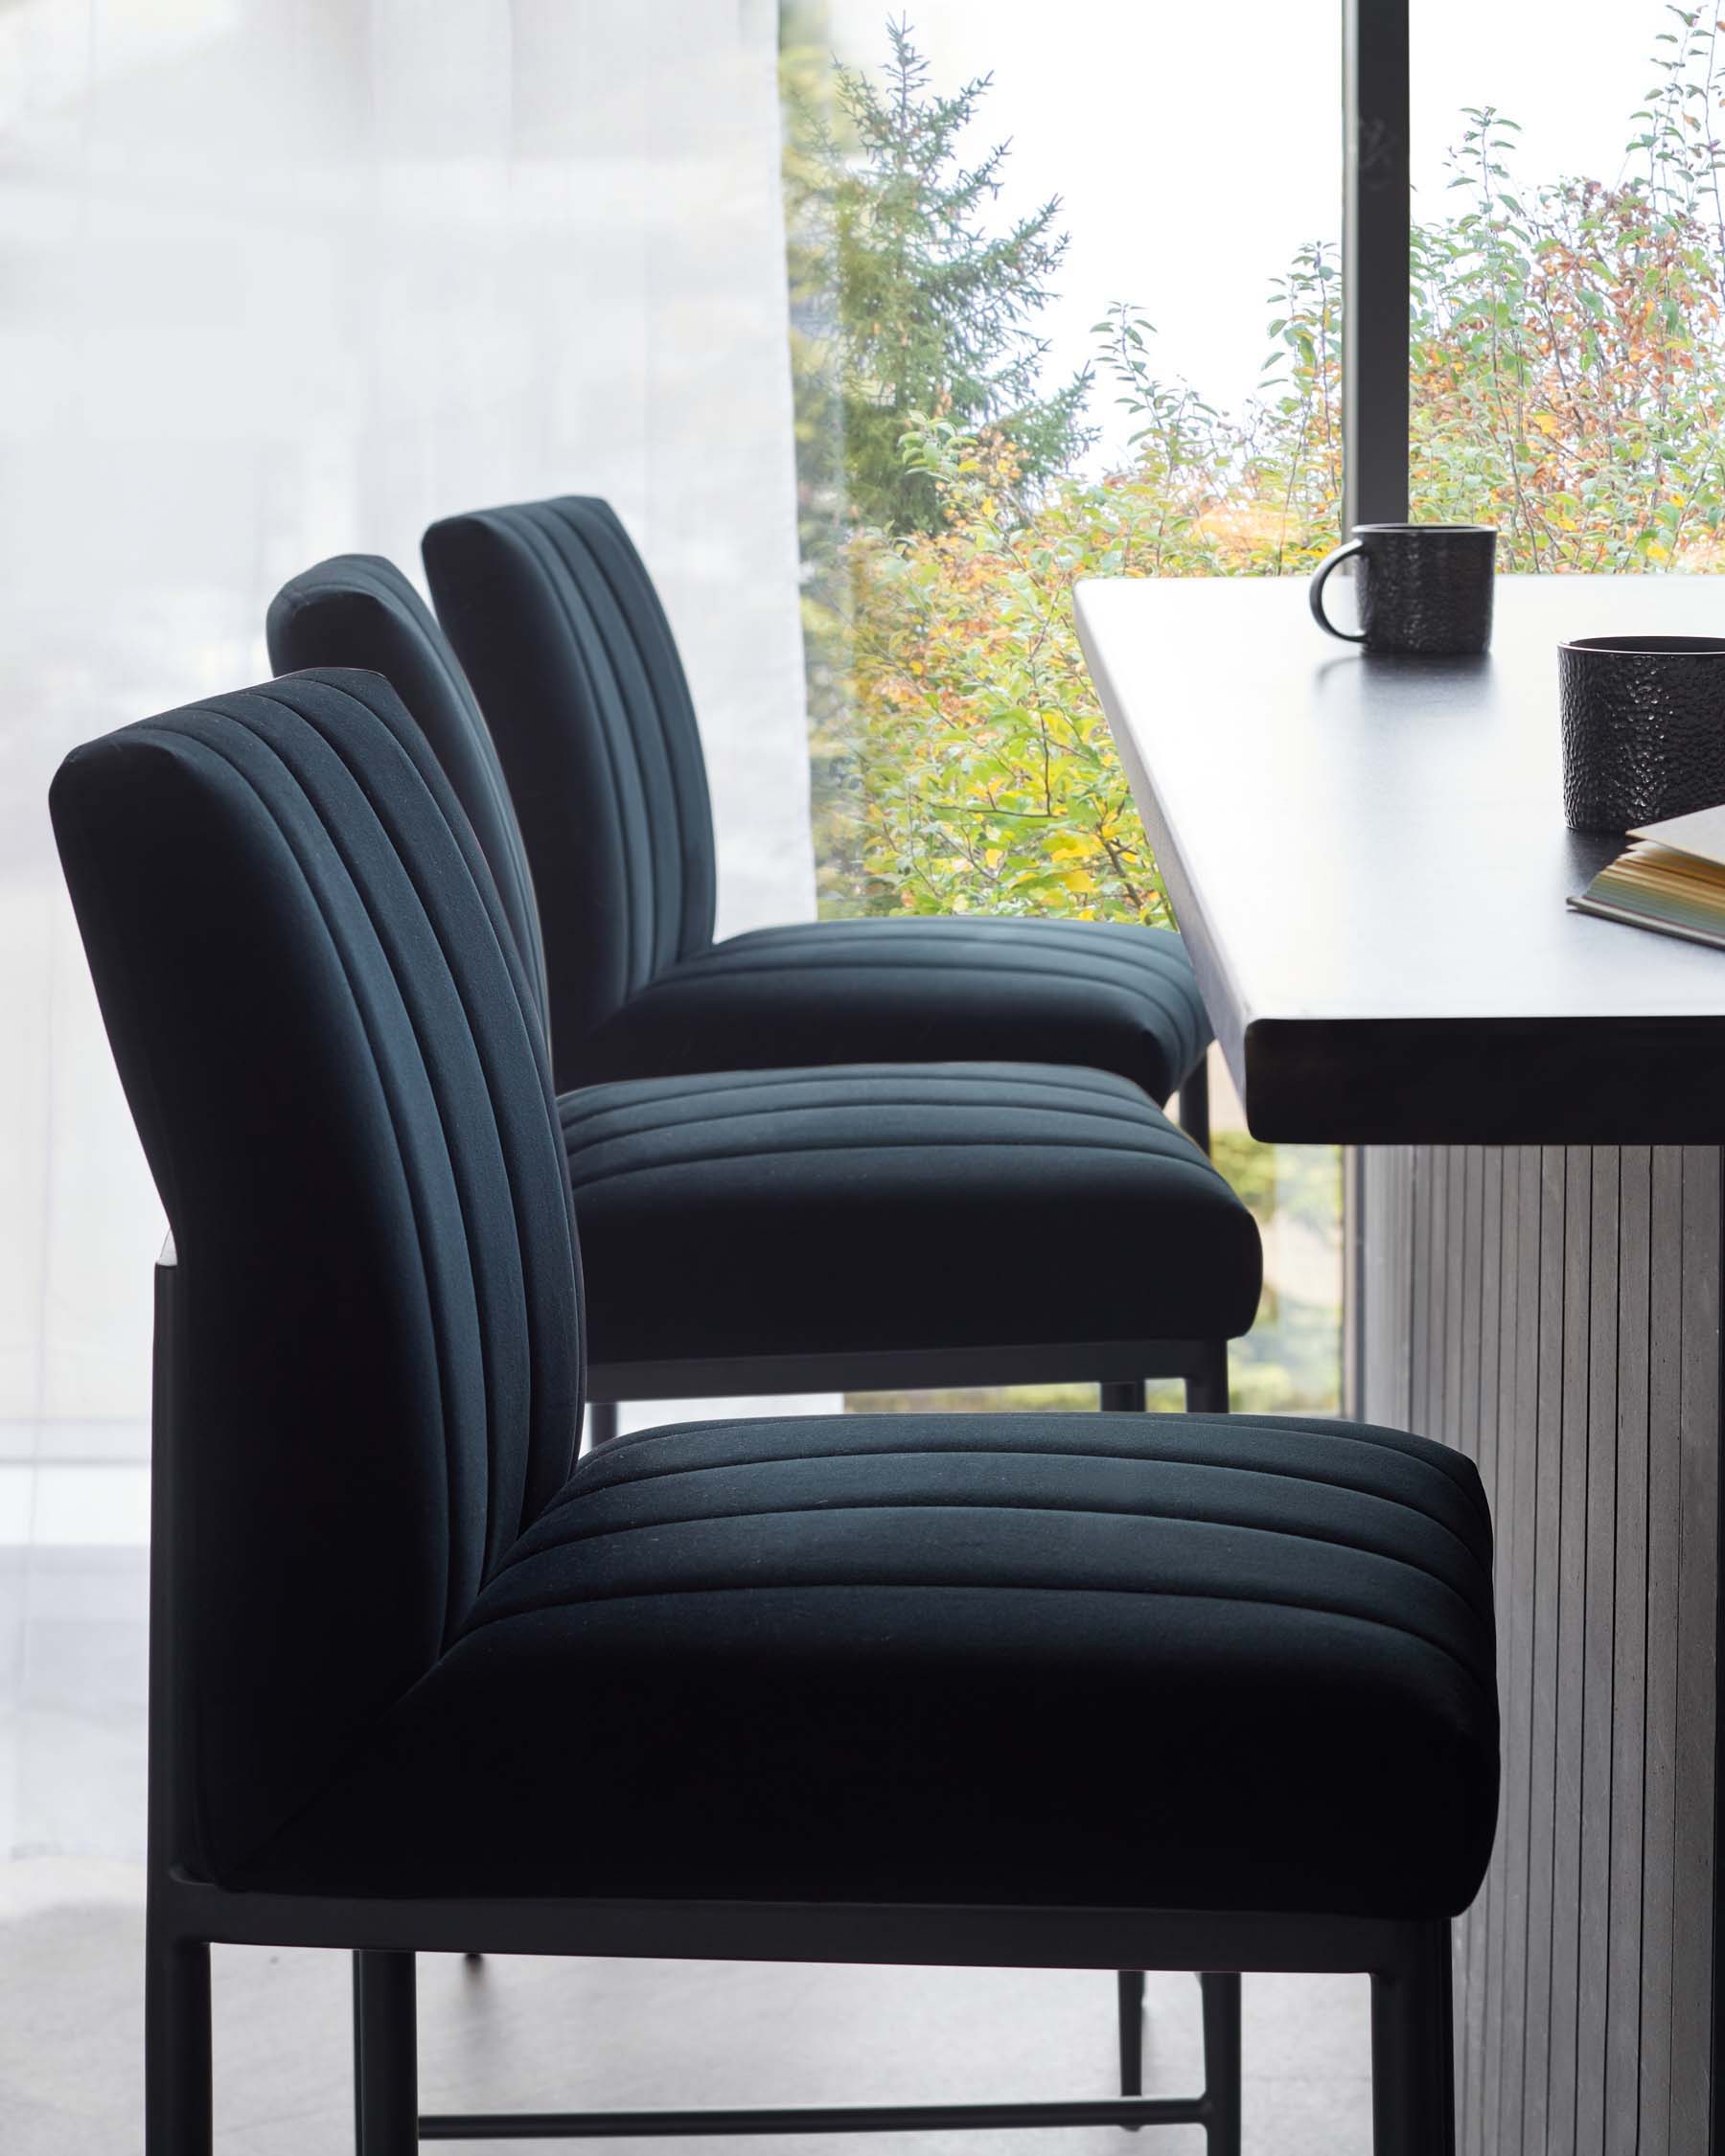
<box><xmin>0</xmin><ymin>0</ymin><xmax>814</xmax><ymax>1528</ymax></box>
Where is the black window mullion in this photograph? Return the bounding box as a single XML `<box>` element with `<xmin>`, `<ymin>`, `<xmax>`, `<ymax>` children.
<box><xmin>1342</xmin><ymin>0</ymin><xmax>1412</xmax><ymax>530</ymax></box>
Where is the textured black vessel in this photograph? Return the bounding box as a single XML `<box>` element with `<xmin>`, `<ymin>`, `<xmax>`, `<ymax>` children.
<box><xmin>1309</xmin><ymin>523</ymin><xmax>1496</xmax><ymax>654</ymax></box>
<box><xmin>1559</xmin><ymin>633</ymin><xmax>1725</xmax><ymax>833</ymax></box>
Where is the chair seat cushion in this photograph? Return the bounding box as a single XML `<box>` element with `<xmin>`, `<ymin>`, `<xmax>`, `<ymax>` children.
<box><xmin>238</xmin><ymin>1411</ymin><xmax>1498</xmax><ymax>1918</ymax></box>
<box><xmin>560</xmin><ymin>1064</ymin><xmax>1262</xmax><ymax>1374</ymax></box>
<box><xmin>579</xmin><ymin>916</ymin><xmax>1211</xmax><ymax>1106</ymax></box>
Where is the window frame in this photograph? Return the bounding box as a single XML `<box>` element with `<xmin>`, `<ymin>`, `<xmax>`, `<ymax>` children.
<box><xmin>1342</xmin><ymin>0</ymin><xmax>1411</xmax><ymax>528</ymax></box>
<box><xmin>1340</xmin><ymin>0</ymin><xmax>1411</xmax><ymax>1411</ymax></box>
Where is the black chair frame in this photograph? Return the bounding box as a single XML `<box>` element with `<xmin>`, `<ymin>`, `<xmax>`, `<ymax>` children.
<box><xmin>586</xmin><ymin>1335</ymin><xmax>1230</xmax><ymax>1433</ymax></box>
<box><xmin>147</xmin><ymin>1253</ymin><xmax>1455</xmax><ymax>2156</ymax></box>
<box><xmin>1178</xmin><ymin>1050</ymin><xmax>1211</xmax><ymax>1158</ymax></box>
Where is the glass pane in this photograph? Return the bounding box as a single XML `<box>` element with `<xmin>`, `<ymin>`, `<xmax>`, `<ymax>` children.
<box><xmin>1411</xmin><ymin>1</ymin><xmax>1725</xmax><ymax>570</ymax></box>
<box><xmin>1</xmin><ymin>5</ymin><xmax>812</xmax><ymax>1540</ymax></box>
<box><xmin>780</xmin><ymin>2</ymin><xmax>1345</xmax><ymax>1414</ymax></box>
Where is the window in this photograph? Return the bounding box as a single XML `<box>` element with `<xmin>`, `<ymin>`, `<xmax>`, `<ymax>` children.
<box><xmin>2</xmin><ymin>3</ymin><xmax>811</xmax><ymax>1557</ymax></box>
<box><xmin>779</xmin><ymin>2</ymin><xmax>1346</xmax><ymax>1412</ymax></box>
<box><xmin>1410</xmin><ymin>2</ymin><xmax>1725</xmax><ymax>571</ymax></box>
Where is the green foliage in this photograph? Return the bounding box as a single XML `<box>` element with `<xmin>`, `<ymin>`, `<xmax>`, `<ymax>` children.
<box><xmin>830</xmin><ymin>280</ymin><xmax>1348</xmax><ymax>924</ymax></box>
<box><xmin>783</xmin><ymin>15</ymin><xmax>1092</xmax><ymax>538</ymax></box>
<box><xmin>780</xmin><ymin>2</ymin><xmax>866</xmax><ymax>909</ymax></box>
<box><xmin>842</xmin><ymin>423</ymin><xmax>1173</xmax><ymax>922</ymax></box>
<box><xmin>1407</xmin><ymin>80</ymin><xmax>1725</xmax><ymax>564</ymax></box>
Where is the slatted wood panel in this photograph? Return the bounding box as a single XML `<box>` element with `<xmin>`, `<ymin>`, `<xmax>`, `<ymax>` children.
<box><xmin>1359</xmin><ymin>1143</ymin><xmax>1720</xmax><ymax>2156</ymax></box>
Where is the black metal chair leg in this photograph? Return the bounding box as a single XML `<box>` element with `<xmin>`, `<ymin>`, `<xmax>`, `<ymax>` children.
<box><xmin>353</xmin><ymin>1950</ymin><xmax>366</xmax><ymax>2156</ymax></box>
<box><xmin>1370</xmin><ymin>1920</ymin><xmax>1455</xmax><ymax>2156</ymax></box>
<box><xmin>586</xmin><ymin>1400</ymin><xmax>620</xmax><ymax>1446</ymax></box>
<box><xmin>1100</xmin><ymin>1382</ymin><xmax>1151</xmax><ymax>2116</ymax></box>
<box><xmin>1199</xmin><ymin>1973</ymin><xmax>1243</xmax><ymax>2155</ymax></box>
<box><xmin>356</xmin><ymin>1950</ymin><xmax>419</xmax><ymax>2153</ymax></box>
<box><xmin>1116</xmin><ymin>1968</ymin><xmax>1146</xmax><ymax>2099</ymax></box>
<box><xmin>1178</xmin><ymin>1052</ymin><xmax>1211</xmax><ymax>1156</ymax></box>
<box><xmin>1183</xmin><ymin>1365</ymin><xmax>1240</xmax><ymax>2156</ymax></box>
<box><xmin>146</xmin><ymin>1916</ymin><xmax>211</xmax><ymax>2154</ymax></box>
<box><xmin>1184</xmin><ymin>1341</ymin><xmax>1230</xmax><ymax>1416</ymax></box>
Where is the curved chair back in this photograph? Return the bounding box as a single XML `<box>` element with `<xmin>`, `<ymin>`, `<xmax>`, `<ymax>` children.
<box><xmin>51</xmin><ymin>669</ymin><xmax>583</xmax><ymax>1879</ymax></box>
<box><xmin>423</xmin><ymin>495</ymin><xmax>718</xmax><ymax>1089</ymax></box>
<box><xmin>266</xmin><ymin>555</ymin><xmax>550</xmax><ymax>1044</ymax></box>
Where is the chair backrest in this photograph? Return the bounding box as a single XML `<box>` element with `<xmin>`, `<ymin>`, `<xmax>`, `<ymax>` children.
<box><xmin>51</xmin><ymin>669</ymin><xmax>584</xmax><ymax>1880</ymax></box>
<box><xmin>423</xmin><ymin>495</ymin><xmax>718</xmax><ymax>1089</ymax></box>
<box><xmin>266</xmin><ymin>554</ymin><xmax>551</xmax><ymax>1044</ymax></box>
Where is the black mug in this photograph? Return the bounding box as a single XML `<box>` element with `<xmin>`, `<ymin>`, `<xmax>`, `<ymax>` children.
<box><xmin>1559</xmin><ymin>633</ymin><xmax>1725</xmax><ymax>832</ymax></box>
<box><xmin>1309</xmin><ymin>523</ymin><xmax>1497</xmax><ymax>654</ymax></box>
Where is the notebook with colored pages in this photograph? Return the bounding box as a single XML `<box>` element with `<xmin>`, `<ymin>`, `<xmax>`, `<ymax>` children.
<box><xmin>1569</xmin><ymin>802</ymin><xmax>1725</xmax><ymax>951</ymax></box>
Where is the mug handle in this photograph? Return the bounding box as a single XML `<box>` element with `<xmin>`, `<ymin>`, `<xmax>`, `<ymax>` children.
<box><xmin>1308</xmin><ymin>537</ymin><xmax>1366</xmax><ymax>642</ymax></box>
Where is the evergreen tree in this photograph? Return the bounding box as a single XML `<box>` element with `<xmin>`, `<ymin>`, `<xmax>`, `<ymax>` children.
<box><xmin>786</xmin><ymin>16</ymin><xmax>1092</xmax><ymax>534</ymax></box>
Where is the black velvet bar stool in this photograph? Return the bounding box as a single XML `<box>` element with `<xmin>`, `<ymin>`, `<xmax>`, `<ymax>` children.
<box><xmin>412</xmin><ymin>493</ymin><xmax>1214</xmax><ymax>1149</ymax></box>
<box><xmin>53</xmin><ymin>669</ymin><xmax>1499</xmax><ymax>2156</ymax></box>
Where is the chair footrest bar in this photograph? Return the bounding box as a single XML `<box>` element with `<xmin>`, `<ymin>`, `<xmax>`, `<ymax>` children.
<box><xmin>420</xmin><ymin>2094</ymin><xmax>1208</xmax><ymax>2138</ymax></box>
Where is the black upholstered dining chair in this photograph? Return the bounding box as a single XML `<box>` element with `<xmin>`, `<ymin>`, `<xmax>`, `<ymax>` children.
<box><xmin>410</xmin><ymin>492</ymin><xmax>1214</xmax><ymax>1147</ymax></box>
<box><xmin>265</xmin><ymin>556</ymin><xmax>1253</xmax><ymax>1442</ymax></box>
<box><xmin>53</xmin><ymin>667</ymin><xmax>1497</xmax><ymax>2156</ymax></box>
<box><xmin>266</xmin><ymin>559</ymin><xmax>1259</xmax><ymax>2113</ymax></box>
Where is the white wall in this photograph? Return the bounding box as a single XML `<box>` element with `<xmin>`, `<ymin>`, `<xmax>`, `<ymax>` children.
<box><xmin>0</xmin><ymin>0</ymin><xmax>815</xmax><ymax>1498</ymax></box>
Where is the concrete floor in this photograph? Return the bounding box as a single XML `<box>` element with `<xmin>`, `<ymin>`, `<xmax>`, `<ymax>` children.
<box><xmin>0</xmin><ymin>1550</ymin><xmax>1374</xmax><ymax>2154</ymax></box>
<box><xmin>0</xmin><ymin>1862</ymin><xmax>1371</xmax><ymax>2155</ymax></box>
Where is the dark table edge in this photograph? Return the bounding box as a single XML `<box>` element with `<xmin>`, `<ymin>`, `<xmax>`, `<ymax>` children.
<box><xmin>1078</xmin><ymin>582</ymin><xmax>1725</xmax><ymax>1148</ymax></box>
<box><xmin>1241</xmin><ymin>1015</ymin><xmax>1725</xmax><ymax>1146</ymax></box>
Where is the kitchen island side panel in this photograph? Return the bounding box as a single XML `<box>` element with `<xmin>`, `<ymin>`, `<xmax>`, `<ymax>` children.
<box><xmin>1359</xmin><ymin>1143</ymin><xmax>1720</xmax><ymax>2156</ymax></box>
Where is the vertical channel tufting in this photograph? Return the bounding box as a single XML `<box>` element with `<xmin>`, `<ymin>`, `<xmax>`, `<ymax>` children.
<box><xmin>518</xmin><ymin>502</ymin><xmax>683</xmax><ymax>986</ymax></box>
<box><xmin>50</xmin><ymin>668</ymin><xmax>583</xmax><ymax>1878</ymax></box>
<box><xmin>507</xmin><ymin>503</ymin><xmax>658</xmax><ymax>990</ymax></box>
<box><xmin>235</xmin><ymin>679</ymin><xmax>578</xmax><ymax>1588</ymax></box>
<box><xmin>424</xmin><ymin>508</ymin><xmax>641</xmax><ymax>1067</ymax></box>
<box><xmin>172</xmin><ymin>698</ymin><xmax>491</xmax><ymax>1635</ymax></box>
<box><xmin>551</xmin><ymin>496</ymin><xmax>717</xmax><ymax>965</ymax></box>
<box><xmin>265</xmin><ymin>556</ymin><xmax>552</xmax><ymax>1042</ymax></box>
<box><xmin>423</xmin><ymin>494</ymin><xmax>722</xmax><ymax>1083</ymax></box>
<box><xmin>278</xmin><ymin>672</ymin><xmax>585</xmax><ymax>1539</ymax></box>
